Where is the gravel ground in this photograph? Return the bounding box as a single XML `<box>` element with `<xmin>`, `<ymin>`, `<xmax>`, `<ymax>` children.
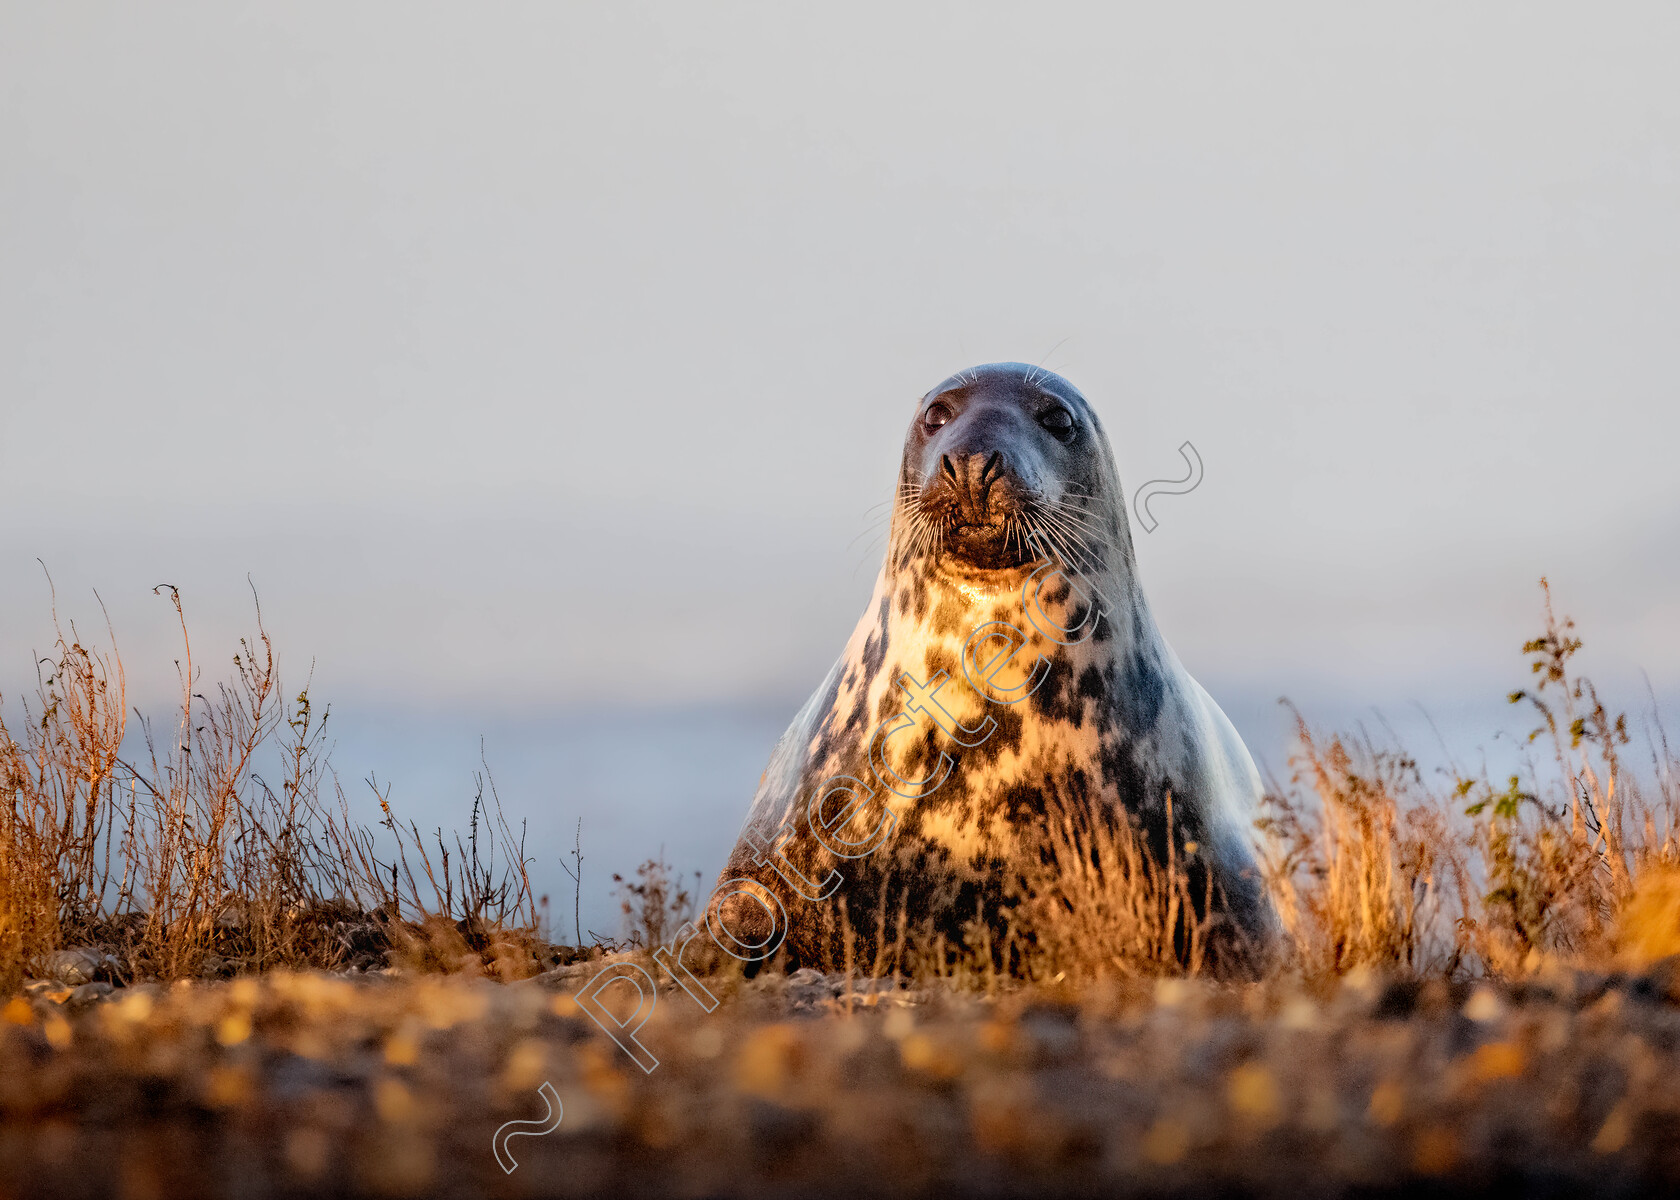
<box><xmin>3</xmin><ymin>958</ymin><xmax>1679</xmax><ymax>1199</ymax></box>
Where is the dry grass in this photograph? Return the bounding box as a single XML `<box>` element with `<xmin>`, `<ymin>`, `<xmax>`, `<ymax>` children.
<box><xmin>6</xmin><ymin>575</ymin><xmax>1679</xmax><ymax>998</ymax></box>
<box><xmin>1</xmin><ymin>579</ymin><xmax>547</xmax><ymax>991</ymax></box>
<box><xmin>1004</xmin><ymin>790</ymin><xmax>1220</xmax><ymax>983</ymax></box>
<box><xmin>611</xmin><ymin>852</ymin><xmax>703</xmax><ymax>950</ymax></box>
<box><xmin>1257</xmin><ymin>722</ymin><xmax>1470</xmax><ymax>979</ymax></box>
<box><xmin>1618</xmin><ymin>865</ymin><xmax>1680</xmax><ymax>963</ymax></box>
<box><xmin>1460</xmin><ymin>583</ymin><xmax>1680</xmax><ymax>969</ymax></box>
<box><xmin>1258</xmin><ymin>579</ymin><xmax>1680</xmax><ymax>984</ymax></box>
<box><xmin>762</xmin><ymin>791</ymin><xmax>1240</xmax><ymax>996</ymax></box>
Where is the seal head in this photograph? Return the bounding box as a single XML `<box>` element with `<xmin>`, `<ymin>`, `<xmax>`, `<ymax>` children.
<box><xmin>898</xmin><ymin>364</ymin><xmax>1105</xmax><ymax>574</ymax></box>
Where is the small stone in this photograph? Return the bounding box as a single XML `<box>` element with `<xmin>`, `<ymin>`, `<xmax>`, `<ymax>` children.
<box><xmin>66</xmin><ymin>982</ymin><xmax>114</xmax><ymax>1011</ymax></box>
<box><xmin>40</xmin><ymin>948</ymin><xmax>116</xmax><ymax>986</ymax></box>
<box><xmin>881</xmin><ymin>1007</ymin><xmax>915</xmax><ymax>1041</ymax></box>
<box><xmin>1279</xmin><ymin>996</ymin><xmax>1319</xmax><ymax>1031</ymax></box>
<box><xmin>785</xmin><ymin>967</ymin><xmax>840</xmax><ymax>1009</ymax></box>
<box><xmin>1141</xmin><ymin>1115</ymin><xmax>1190</xmax><ymax>1165</ymax></box>
<box><xmin>1468</xmin><ymin>1041</ymin><xmax>1526</xmax><ymax>1082</ymax></box>
<box><xmin>1018</xmin><ymin>1003</ymin><xmax>1080</xmax><ymax>1064</ymax></box>
<box><xmin>1227</xmin><ymin>1062</ymin><xmax>1283</xmax><ymax>1128</ymax></box>
<box><xmin>899</xmin><ymin>1031</ymin><xmax>963</xmax><ymax>1079</ymax></box>
<box><xmin>734</xmin><ymin>1024</ymin><xmax>805</xmax><ymax>1099</ymax></box>
<box><xmin>1368</xmin><ymin>1080</ymin><xmax>1406</xmax><ymax>1126</ymax></box>
<box><xmin>1464</xmin><ymin>985</ymin><xmax>1505</xmax><ymax>1023</ymax></box>
<box><xmin>1627</xmin><ymin>955</ymin><xmax>1680</xmax><ymax>1006</ymax></box>
<box><xmin>518</xmin><ymin>962</ymin><xmax>592</xmax><ymax>990</ymax></box>
<box><xmin>1373</xmin><ymin>978</ymin><xmax>1422</xmax><ymax>1019</ymax></box>
<box><xmin>1413</xmin><ymin>1124</ymin><xmax>1462</xmax><ymax>1175</ymax></box>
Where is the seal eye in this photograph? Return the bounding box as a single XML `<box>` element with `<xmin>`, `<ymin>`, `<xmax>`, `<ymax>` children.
<box><xmin>923</xmin><ymin>402</ymin><xmax>953</xmax><ymax>431</ymax></box>
<box><xmin>1040</xmin><ymin>407</ymin><xmax>1074</xmax><ymax>436</ymax></box>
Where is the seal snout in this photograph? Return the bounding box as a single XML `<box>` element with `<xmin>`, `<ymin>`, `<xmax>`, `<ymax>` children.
<box><xmin>939</xmin><ymin>450</ymin><xmax>1007</xmax><ymax>525</ymax></box>
<box><xmin>917</xmin><ymin>440</ymin><xmax>1039</xmax><ymax>571</ymax></box>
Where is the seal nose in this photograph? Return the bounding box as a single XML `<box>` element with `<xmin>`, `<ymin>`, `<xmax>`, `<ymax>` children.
<box><xmin>940</xmin><ymin>450</ymin><xmax>1006</xmax><ymax>519</ymax></box>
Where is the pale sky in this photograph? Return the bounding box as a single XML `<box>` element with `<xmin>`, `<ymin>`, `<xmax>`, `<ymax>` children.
<box><xmin>3</xmin><ymin>6</ymin><xmax>1677</xmax><ymax>929</ymax></box>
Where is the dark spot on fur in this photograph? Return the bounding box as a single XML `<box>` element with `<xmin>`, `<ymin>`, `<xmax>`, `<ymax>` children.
<box><xmin>961</xmin><ymin>702</ymin><xmax>1025</xmax><ymax>769</ymax></box>
<box><xmin>917</xmin><ymin>646</ymin><xmax>961</xmax><ymax>688</ymax></box>
<box><xmin>1077</xmin><ymin>663</ymin><xmax>1105</xmax><ymax>701</ymax></box>
<box><xmin>1115</xmin><ymin>650</ymin><xmax>1165</xmax><ymax>733</ymax></box>
<box><xmin>929</xmin><ymin>595</ymin><xmax>967</xmax><ymax>638</ymax></box>
<box><xmin>1090</xmin><ymin>607</ymin><xmax>1113</xmax><ymax>642</ymax></box>
<box><xmin>859</xmin><ymin>594</ymin><xmax>891</xmax><ymax>681</ymax></box>
<box><xmin>1025</xmin><ymin>654</ymin><xmax>1085</xmax><ymax>727</ymax></box>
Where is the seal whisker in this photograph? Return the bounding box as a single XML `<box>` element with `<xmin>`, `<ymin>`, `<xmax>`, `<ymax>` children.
<box><xmin>1039</xmin><ymin>500</ymin><xmax>1104</xmax><ymax>533</ymax></box>
<box><xmin>1033</xmin><ymin>511</ymin><xmax>1106</xmax><ymax>578</ymax></box>
<box><xmin>1053</xmin><ymin>484</ymin><xmax>1100</xmax><ymax>505</ymax></box>
<box><xmin>1025</xmin><ymin>513</ymin><xmax>1083</xmax><ymax>576</ymax></box>
<box><xmin>1020</xmin><ymin>510</ymin><xmax>1065</xmax><ymax>565</ymax></box>
<box><xmin>1016</xmin><ymin>513</ymin><xmax>1040</xmax><ymax>565</ymax></box>
<box><xmin>1045</xmin><ymin>522</ymin><xmax>1106</xmax><ymax>576</ymax></box>
<box><xmin>1041</xmin><ymin>490</ymin><xmax>1102</xmax><ymax>516</ymax></box>
<box><xmin>1031</xmin><ymin>503</ymin><xmax>1094</xmax><ymax>549</ymax></box>
<box><xmin>1034</xmin><ymin>524</ymin><xmax>1081</xmax><ymax>575</ymax></box>
<box><xmin>1043</xmin><ymin>486</ymin><xmax>1099</xmax><ymax>508</ymax></box>
<box><xmin>1037</xmin><ymin>494</ymin><xmax>1103</xmax><ymax>532</ymax></box>
<box><xmin>896</xmin><ymin>499</ymin><xmax>944</xmax><ymax>567</ymax></box>
<box><xmin>848</xmin><ymin>514</ymin><xmax>893</xmax><ymax>552</ymax></box>
<box><xmin>1040</xmin><ymin>513</ymin><xmax>1106</xmax><ymax>551</ymax></box>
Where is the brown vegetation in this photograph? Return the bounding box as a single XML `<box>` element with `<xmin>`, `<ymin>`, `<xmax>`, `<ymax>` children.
<box><xmin>996</xmin><ymin>792</ymin><xmax>1221</xmax><ymax>982</ymax></box>
<box><xmin>0</xmin><ymin>580</ymin><xmax>548</xmax><ymax>996</ymax></box>
<box><xmin>1258</xmin><ymin>580</ymin><xmax>1679</xmax><ymax>985</ymax></box>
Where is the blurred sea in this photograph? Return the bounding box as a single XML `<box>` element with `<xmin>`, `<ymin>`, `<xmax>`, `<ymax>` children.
<box><xmin>323</xmin><ymin>701</ymin><xmax>794</xmax><ymax>943</ymax></box>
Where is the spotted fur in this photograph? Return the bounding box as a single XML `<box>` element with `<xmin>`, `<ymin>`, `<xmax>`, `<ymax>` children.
<box><xmin>718</xmin><ymin>364</ymin><xmax>1276</xmax><ymax>969</ymax></box>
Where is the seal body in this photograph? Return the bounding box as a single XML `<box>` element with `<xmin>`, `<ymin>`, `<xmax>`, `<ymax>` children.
<box><xmin>718</xmin><ymin>364</ymin><xmax>1275</xmax><ymax>970</ymax></box>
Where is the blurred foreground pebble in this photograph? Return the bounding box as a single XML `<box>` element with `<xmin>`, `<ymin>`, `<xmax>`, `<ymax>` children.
<box><xmin>3</xmin><ymin>959</ymin><xmax>1680</xmax><ymax>1198</ymax></box>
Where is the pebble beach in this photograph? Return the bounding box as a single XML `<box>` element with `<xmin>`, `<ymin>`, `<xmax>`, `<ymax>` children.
<box><xmin>4</xmin><ymin>957</ymin><xmax>1680</xmax><ymax>1199</ymax></box>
